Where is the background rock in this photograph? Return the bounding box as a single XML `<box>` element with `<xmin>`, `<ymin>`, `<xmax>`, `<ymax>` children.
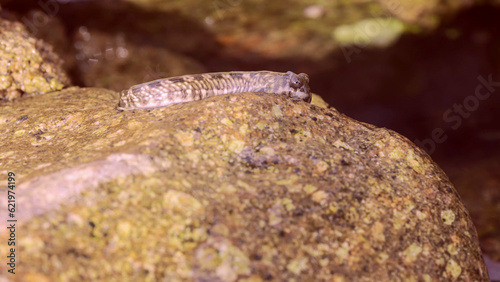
<box><xmin>0</xmin><ymin>18</ymin><xmax>70</xmax><ymax>101</ymax></box>
<box><xmin>0</xmin><ymin>88</ymin><xmax>488</xmax><ymax>281</ymax></box>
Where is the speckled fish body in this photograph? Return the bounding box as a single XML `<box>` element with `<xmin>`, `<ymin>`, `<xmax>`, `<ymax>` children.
<box><xmin>117</xmin><ymin>71</ymin><xmax>311</xmax><ymax>110</ymax></box>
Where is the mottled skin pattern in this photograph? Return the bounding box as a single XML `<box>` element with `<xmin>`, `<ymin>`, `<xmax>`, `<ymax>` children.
<box><xmin>118</xmin><ymin>71</ymin><xmax>311</xmax><ymax>110</ymax></box>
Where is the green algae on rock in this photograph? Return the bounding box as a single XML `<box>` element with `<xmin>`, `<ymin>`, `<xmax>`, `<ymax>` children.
<box><xmin>0</xmin><ymin>18</ymin><xmax>70</xmax><ymax>101</ymax></box>
<box><xmin>333</xmin><ymin>18</ymin><xmax>407</xmax><ymax>48</ymax></box>
<box><xmin>0</xmin><ymin>88</ymin><xmax>489</xmax><ymax>281</ymax></box>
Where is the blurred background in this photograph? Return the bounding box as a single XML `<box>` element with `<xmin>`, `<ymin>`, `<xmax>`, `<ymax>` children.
<box><xmin>1</xmin><ymin>0</ymin><xmax>499</xmax><ymax>277</ymax></box>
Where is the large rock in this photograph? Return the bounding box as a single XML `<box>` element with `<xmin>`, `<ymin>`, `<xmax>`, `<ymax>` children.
<box><xmin>0</xmin><ymin>18</ymin><xmax>70</xmax><ymax>101</ymax></box>
<box><xmin>0</xmin><ymin>88</ymin><xmax>489</xmax><ymax>281</ymax></box>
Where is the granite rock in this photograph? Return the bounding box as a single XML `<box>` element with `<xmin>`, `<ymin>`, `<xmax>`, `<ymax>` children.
<box><xmin>0</xmin><ymin>88</ymin><xmax>489</xmax><ymax>281</ymax></box>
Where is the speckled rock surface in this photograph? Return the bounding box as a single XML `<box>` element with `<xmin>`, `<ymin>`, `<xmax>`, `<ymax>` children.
<box><xmin>0</xmin><ymin>88</ymin><xmax>489</xmax><ymax>281</ymax></box>
<box><xmin>0</xmin><ymin>18</ymin><xmax>70</xmax><ymax>101</ymax></box>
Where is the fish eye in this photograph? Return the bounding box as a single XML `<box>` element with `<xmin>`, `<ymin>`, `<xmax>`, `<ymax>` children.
<box><xmin>289</xmin><ymin>75</ymin><xmax>303</xmax><ymax>89</ymax></box>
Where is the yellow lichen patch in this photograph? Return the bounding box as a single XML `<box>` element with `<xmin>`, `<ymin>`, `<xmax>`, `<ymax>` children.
<box><xmin>310</xmin><ymin>93</ymin><xmax>329</xmax><ymax>108</ymax></box>
<box><xmin>238</xmin><ymin>123</ymin><xmax>249</xmax><ymax>135</ymax></box>
<box><xmin>271</xmin><ymin>103</ymin><xmax>283</xmax><ymax>117</ymax></box>
<box><xmin>440</xmin><ymin>210</ymin><xmax>455</xmax><ymax>225</ymax></box>
<box><xmin>19</xmin><ymin>273</ymin><xmax>51</xmax><ymax>282</ymax></box>
<box><xmin>416</xmin><ymin>210</ymin><xmax>427</xmax><ymax>220</ymax></box>
<box><xmin>258</xmin><ymin>220</ymin><xmax>266</xmax><ymax>229</ymax></box>
<box><xmin>106</xmin><ymin>129</ymin><xmax>125</xmax><ymax>139</ymax></box>
<box><xmin>174</xmin><ymin>131</ymin><xmax>195</xmax><ymax>147</ymax></box>
<box><xmin>195</xmin><ymin>239</ymin><xmax>251</xmax><ymax>281</ymax></box>
<box><xmin>286</xmin><ymin>256</ymin><xmax>309</xmax><ymax>275</ymax></box>
<box><xmin>376</xmin><ymin>252</ymin><xmax>389</xmax><ymax>264</ymax></box>
<box><xmin>422</xmin><ymin>244</ymin><xmax>431</xmax><ymax>257</ymax></box>
<box><xmin>328</xmin><ymin>204</ymin><xmax>338</xmax><ymax>214</ymax></box>
<box><xmin>0</xmin><ymin>75</ymin><xmax>13</xmax><ymax>88</ymax></box>
<box><xmin>19</xmin><ymin>235</ymin><xmax>45</xmax><ymax>254</ymax></box>
<box><xmin>255</xmin><ymin>121</ymin><xmax>267</xmax><ymax>130</ymax></box>
<box><xmin>319</xmin><ymin>258</ymin><xmax>329</xmax><ymax>267</ymax></box>
<box><xmin>303</xmin><ymin>184</ymin><xmax>317</xmax><ymax>194</ymax></box>
<box><xmin>236</xmin><ymin>180</ymin><xmax>256</xmax><ymax>194</ymax></box>
<box><xmin>315</xmin><ymin>160</ymin><xmax>329</xmax><ymax>172</ymax></box>
<box><xmin>14</xmin><ymin>129</ymin><xmax>26</xmax><ymax>137</ymax></box>
<box><xmin>126</xmin><ymin>119</ymin><xmax>144</xmax><ymax>131</ymax></box>
<box><xmin>302</xmin><ymin>243</ymin><xmax>331</xmax><ymax>257</ymax></box>
<box><xmin>311</xmin><ymin>190</ymin><xmax>328</xmax><ymax>204</ymax></box>
<box><xmin>217</xmin><ymin>184</ymin><xmax>237</xmax><ymax>194</ymax></box>
<box><xmin>259</xmin><ymin>146</ymin><xmax>275</xmax><ymax>156</ymax></box>
<box><xmin>373</xmin><ymin>140</ymin><xmax>386</xmax><ymax>149</ymax></box>
<box><xmin>220</xmin><ymin>117</ymin><xmax>234</xmax><ymax>127</ymax></box>
<box><xmin>402</xmin><ymin>243</ymin><xmax>422</xmax><ymax>264</ymax></box>
<box><xmin>268</xmin><ymin>212</ymin><xmax>282</xmax><ymax>226</ymax></box>
<box><xmin>332</xmin><ymin>139</ymin><xmax>353</xmax><ymax>151</ymax></box>
<box><xmin>284</xmin><ymin>183</ymin><xmax>303</xmax><ymax>193</ymax></box>
<box><xmin>228</xmin><ymin>139</ymin><xmax>246</xmax><ymax>153</ymax></box>
<box><xmin>282</xmin><ymin>198</ymin><xmax>295</xmax><ymax>212</ymax></box>
<box><xmin>388</xmin><ymin>147</ymin><xmax>406</xmax><ymax>160</ymax></box>
<box><xmin>268</xmin><ymin>201</ymin><xmax>285</xmax><ymax>226</ymax></box>
<box><xmin>405</xmin><ymin>149</ymin><xmax>426</xmax><ymax>174</ymax></box>
<box><xmin>34</xmin><ymin>162</ymin><xmax>52</xmax><ymax>170</ymax></box>
<box><xmin>392</xmin><ymin>209</ymin><xmax>408</xmax><ymax>230</ymax></box>
<box><xmin>163</xmin><ymin>190</ymin><xmax>202</xmax><ymax>217</ymax></box>
<box><xmin>181</xmin><ymin>179</ymin><xmax>193</xmax><ymax>189</ymax></box>
<box><xmin>445</xmin><ymin>259</ymin><xmax>462</xmax><ymax>280</ymax></box>
<box><xmin>436</xmin><ymin>256</ymin><xmax>446</xmax><ymax>266</ymax></box>
<box><xmin>403</xmin><ymin>275</ymin><xmax>418</xmax><ymax>282</ymax></box>
<box><xmin>31</xmin><ymin>135</ymin><xmax>53</xmax><ymax>146</ymax></box>
<box><xmin>113</xmin><ymin>140</ymin><xmax>127</xmax><ymax>147</ymax></box>
<box><xmin>239</xmin><ymin>275</ymin><xmax>264</xmax><ymax>282</ymax></box>
<box><xmin>331</xmin><ymin>274</ymin><xmax>346</xmax><ymax>282</ymax></box>
<box><xmin>210</xmin><ymin>224</ymin><xmax>230</xmax><ymax>237</ymax></box>
<box><xmin>447</xmin><ymin>243</ymin><xmax>459</xmax><ymax>256</ymax></box>
<box><xmin>371</xmin><ymin>221</ymin><xmax>385</xmax><ymax>242</ymax></box>
<box><xmin>276</xmin><ymin>175</ymin><xmax>299</xmax><ymax>186</ymax></box>
<box><xmin>49</xmin><ymin>78</ymin><xmax>64</xmax><ymax>90</ymax></box>
<box><xmin>185</xmin><ymin>149</ymin><xmax>202</xmax><ymax>165</ymax></box>
<box><xmin>334</xmin><ymin>242</ymin><xmax>350</xmax><ymax>264</ymax></box>
<box><xmin>116</xmin><ymin>221</ymin><xmax>133</xmax><ymax>238</ymax></box>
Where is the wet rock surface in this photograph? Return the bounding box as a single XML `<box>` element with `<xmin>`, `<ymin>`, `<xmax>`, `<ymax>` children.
<box><xmin>0</xmin><ymin>88</ymin><xmax>489</xmax><ymax>281</ymax></box>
